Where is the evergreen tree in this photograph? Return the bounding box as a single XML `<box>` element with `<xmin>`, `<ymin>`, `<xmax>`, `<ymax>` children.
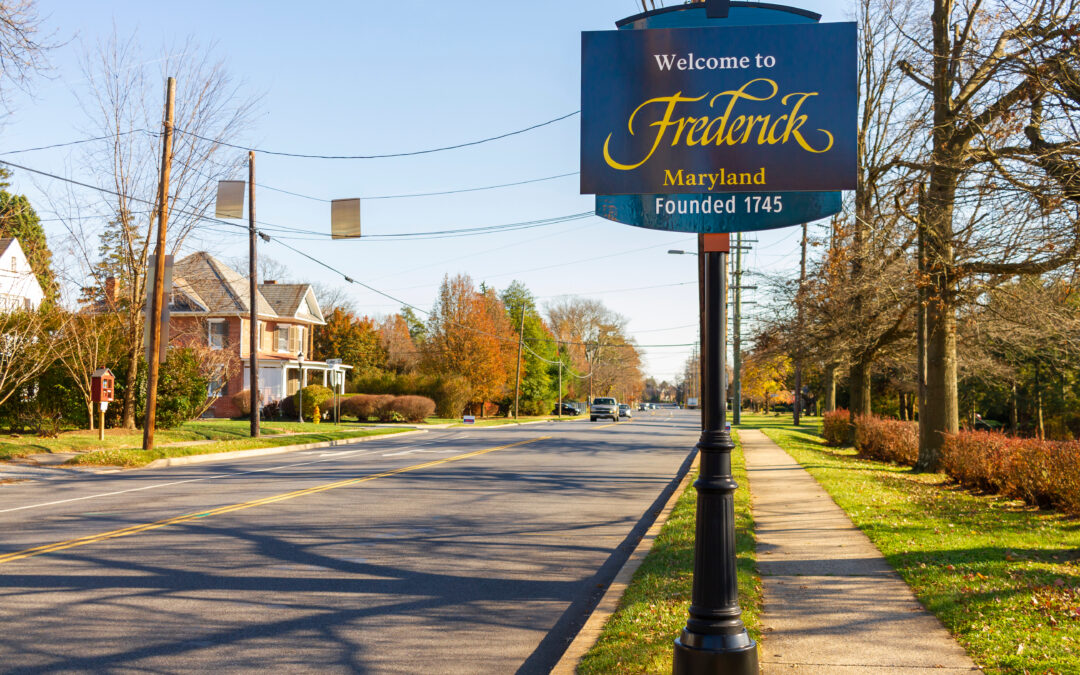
<box><xmin>0</xmin><ymin>168</ymin><xmax>58</xmax><ymax>304</ymax></box>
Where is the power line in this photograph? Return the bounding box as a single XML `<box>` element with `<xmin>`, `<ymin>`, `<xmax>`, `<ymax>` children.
<box><xmin>173</xmin><ymin>110</ymin><xmax>580</xmax><ymax>160</ymax></box>
<box><xmin>0</xmin><ymin>129</ymin><xmax>151</xmax><ymax>156</ymax></box>
<box><xmin>260</xmin><ymin>170</ymin><xmax>580</xmax><ymax>203</ymax></box>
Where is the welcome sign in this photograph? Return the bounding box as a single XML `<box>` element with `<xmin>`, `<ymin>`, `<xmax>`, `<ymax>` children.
<box><xmin>581</xmin><ymin>22</ymin><xmax>857</xmax><ymax>195</ymax></box>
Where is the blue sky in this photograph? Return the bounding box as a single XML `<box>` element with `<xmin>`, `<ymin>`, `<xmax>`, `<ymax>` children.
<box><xmin>4</xmin><ymin>0</ymin><xmax>851</xmax><ymax>380</ymax></box>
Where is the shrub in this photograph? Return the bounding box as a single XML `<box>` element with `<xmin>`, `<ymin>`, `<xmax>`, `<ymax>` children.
<box><xmin>821</xmin><ymin>409</ymin><xmax>850</xmax><ymax>447</ymax></box>
<box><xmin>349</xmin><ymin>372</ymin><xmax>472</xmax><ymax>419</ymax></box>
<box><xmin>232</xmin><ymin>390</ymin><xmax>252</xmax><ymax>417</ymax></box>
<box><xmin>853</xmin><ymin>414</ymin><xmax>918</xmax><ymax>466</ymax></box>
<box><xmin>292</xmin><ymin>384</ymin><xmax>332</xmax><ymax>421</ymax></box>
<box><xmin>134</xmin><ymin>348</ymin><xmax>210</xmax><ymax>429</ymax></box>
<box><xmin>389</xmin><ymin>395</ymin><xmax>436</xmax><ymax>422</ymax></box>
<box><xmin>942</xmin><ymin>432</ymin><xmax>1080</xmax><ymax>515</ymax></box>
<box><xmin>341</xmin><ymin>394</ymin><xmax>389</xmax><ymax>421</ymax></box>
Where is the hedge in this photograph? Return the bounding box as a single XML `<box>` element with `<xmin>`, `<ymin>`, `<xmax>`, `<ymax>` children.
<box><xmin>821</xmin><ymin>409</ymin><xmax>849</xmax><ymax>447</ymax></box>
<box><xmin>340</xmin><ymin>394</ymin><xmax>436</xmax><ymax>423</ymax></box>
<box><xmin>832</xmin><ymin>414</ymin><xmax>1080</xmax><ymax>517</ymax></box>
<box><xmin>942</xmin><ymin>432</ymin><xmax>1080</xmax><ymax>516</ymax></box>
<box><xmin>853</xmin><ymin>414</ymin><xmax>918</xmax><ymax>465</ymax></box>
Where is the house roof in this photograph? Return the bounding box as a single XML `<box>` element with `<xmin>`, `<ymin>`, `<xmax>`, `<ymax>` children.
<box><xmin>0</xmin><ymin>238</ymin><xmax>14</xmax><ymax>257</ymax></box>
<box><xmin>172</xmin><ymin>252</ymin><xmax>275</xmax><ymax>317</ymax></box>
<box><xmin>170</xmin><ymin>252</ymin><xmax>325</xmax><ymax>324</ymax></box>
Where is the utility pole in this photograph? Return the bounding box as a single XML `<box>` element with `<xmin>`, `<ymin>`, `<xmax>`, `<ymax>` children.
<box><xmin>142</xmin><ymin>76</ymin><xmax>175</xmax><ymax>451</ymax></box>
<box><xmin>558</xmin><ymin>358</ymin><xmax>563</xmax><ymax>418</ymax></box>
<box><xmin>248</xmin><ymin>151</ymin><xmax>260</xmax><ymax>438</ymax></box>
<box><xmin>513</xmin><ymin>306</ymin><xmax>525</xmax><ymax>418</ymax></box>
<box><xmin>733</xmin><ymin>231</ymin><xmax>743</xmax><ymax>424</ymax></box>
<box><xmin>794</xmin><ymin>222</ymin><xmax>808</xmax><ymax>425</ymax></box>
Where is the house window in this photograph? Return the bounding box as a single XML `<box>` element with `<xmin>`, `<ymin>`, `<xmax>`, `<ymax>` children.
<box><xmin>10</xmin><ymin>257</ymin><xmax>15</xmax><ymax>272</ymax></box>
<box><xmin>277</xmin><ymin>325</ymin><xmax>289</xmax><ymax>352</ymax></box>
<box><xmin>208</xmin><ymin>320</ymin><xmax>227</xmax><ymax>350</ymax></box>
<box><xmin>256</xmin><ymin>321</ymin><xmax>264</xmax><ymax>351</ymax></box>
<box><xmin>208</xmin><ymin>368</ymin><xmax>227</xmax><ymax>398</ymax></box>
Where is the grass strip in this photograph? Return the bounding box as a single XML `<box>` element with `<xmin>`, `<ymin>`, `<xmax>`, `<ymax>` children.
<box><xmin>0</xmin><ymin>419</ymin><xmax>369</xmax><ymax>459</ymax></box>
<box><xmin>65</xmin><ymin>427</ymin><xmax>407</xmax><ymax>468</ymax></box>
<box><xmin>577</xmin><ymin>433</ymin><xmax>761</xmax><ymax>674</ymax></box>
<box><xmin>740</xmin><ymin>413</ymin><xmax>1080</xmax><ymax>675</ymax></box>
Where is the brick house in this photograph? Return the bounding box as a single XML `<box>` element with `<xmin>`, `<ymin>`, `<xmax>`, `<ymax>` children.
<box><xmin>168</xmin><ymin>251</ymin><xmax>346</xmax><ymax>418</ymax></box>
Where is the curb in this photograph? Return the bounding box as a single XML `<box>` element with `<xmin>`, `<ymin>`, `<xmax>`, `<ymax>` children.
<box><xmin>550</xmin><ymin>453</ymin><xmax>698</xmax><ymax>674</ymax></box>
<box><xmin>144</xmin><ymin>429</ymin><xmax>427</xmax><ymax>468</ymax></box>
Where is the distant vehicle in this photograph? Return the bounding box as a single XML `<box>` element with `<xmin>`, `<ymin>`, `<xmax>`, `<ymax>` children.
<box><xmin>638</xmin><ymin>403</ymin><xmax>647</xmax><ymax>411</ymax></box>
<box><xmin>552</xmin><ymin>403</ymin><xmax>578</xmax><ymax>416</ymax></box>
<box><xmin>687</xmin><ymin>397</ymin><xmax>699</xmax><ymax>409</ymax></box>
<box><xmin>590</xmin><ymin>397</ymin><xmax>619</xmax><ymax>422</ymax></box>
<box><xmin>619</xmin><ymin>404</ymin><xmax>632</xmax><ymax>418</ymax></box>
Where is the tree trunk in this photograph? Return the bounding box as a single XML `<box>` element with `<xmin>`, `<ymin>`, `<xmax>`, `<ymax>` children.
<box><xmin>1035</xmin><ymin>364</ymin><xmax>1044</xmax><ymax>439</ymax></box>
<box><xmin>121</xmin><ymin>337</ymin><xmax>139</xmax><ymax>429</ymax></box>
<box><xmin>917</xmin><ymin>0</ymin><xmax>962</xmax><ymax>472</ymax></box>
<box><xmin>823</xmin><ymin>363</ymin><xmax>837</xmax><ymax>412</ymax></box>
<box><xmin>919</xmin><ymin>288</ymin><xmax>958</xmax><ymax>469</ymax></box>
<box><xmin>1010</xmin><ymin>381</ymin><xmax>1018</xmax><ymax>435</ymax></box>
<box><xmin>898</xmin><ymin>392</ymin><xmax>907</xmax><ymax>421</ymax></box>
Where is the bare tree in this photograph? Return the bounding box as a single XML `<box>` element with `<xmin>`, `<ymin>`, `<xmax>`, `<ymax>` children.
<box><xmin>67</xmin><ymin>31</ymin><xmax>256</xmax><ymax>428</ymax></box>
<box><xmin>0</xmin><ymin>0</ymin><xmax>54</xmax><ymax>113</ymax></box>
<box><xmin>898</xmin><ymin>0</ymin><xmax>1080</xmax><ymax>469</ymax></box>
<box><xmin>56</xmin><ymin>310</ymin><xmax>122</xmax><ymax>429</ymax></box>
<box><xmin>0</xmin><ymin>308</ymin><xmax>67</xmax><ymax>410</ymax></box>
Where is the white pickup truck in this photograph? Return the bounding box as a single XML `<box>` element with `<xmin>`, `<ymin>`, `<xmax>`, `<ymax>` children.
<box><xmin>590</xmin><ymin>397</ymin><xmax>619</xmax><ymax>422</ymax></box>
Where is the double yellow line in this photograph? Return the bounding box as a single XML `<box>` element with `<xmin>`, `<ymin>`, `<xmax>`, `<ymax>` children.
<box><xmin>0</xmin><ymin>436</ymin><xmax>549</xmax><ymax>567</ymax></box>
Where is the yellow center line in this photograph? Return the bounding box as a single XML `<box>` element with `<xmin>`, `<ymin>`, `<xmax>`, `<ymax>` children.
<box><xmin>593</xmin><ymin>420</ymin><xmax>634</xmax><ymax>430</ymax></box>
<box><xmin>0</xmin><ymin>436</ymin><xmax>550</xmax><ymax>567</ymax></box>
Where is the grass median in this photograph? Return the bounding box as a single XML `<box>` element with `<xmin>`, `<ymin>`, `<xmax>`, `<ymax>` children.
<box><xmin>576</xmin><ymin>432</ymin><xmax>761</xmax><ymax>674</ymax></box>
<box><xmin>64</xmin><ymin>427</ymin><xmax>408</xmax><ymax>468</ymax></box>
<box><xmin>740</xmin><ymin>413</ymin><xmax>1080</xmax><ymax>675</ymax></box>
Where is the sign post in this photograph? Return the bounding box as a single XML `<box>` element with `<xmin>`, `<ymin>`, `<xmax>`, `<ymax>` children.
<box><xmin>580</xmin><ymin>2</ymin><xmax>855</xmax><ymax>673</ymax></box>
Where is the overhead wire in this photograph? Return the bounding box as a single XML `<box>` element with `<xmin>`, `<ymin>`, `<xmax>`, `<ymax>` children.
<box><xmin>1</xmin><ymin>157</ymin><xmax>692</xmax><ymax>351</ymax></box>
<box><xmin>172</xmin><ymin>110</ymin><xmax>580</xmax><ymax>160</ymax></box>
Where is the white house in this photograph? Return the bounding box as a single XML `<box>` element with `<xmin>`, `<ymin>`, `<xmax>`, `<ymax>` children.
<box><xmin>0</xmin><ymin>238</ymin><xmax>44</xmax><ymax>311</ymax></box>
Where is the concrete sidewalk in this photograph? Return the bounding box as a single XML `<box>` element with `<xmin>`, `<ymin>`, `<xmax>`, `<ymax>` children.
<box><xmin>740</xmin><ymin>428</ymin><xmax>980</xmax><ymax>674</ymax></box>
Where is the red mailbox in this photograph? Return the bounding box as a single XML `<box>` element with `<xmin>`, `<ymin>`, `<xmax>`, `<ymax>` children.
<box><xmin>91</xmin><ymin>368</ymin><xmax>115</xmax><ymax>403</ymax></box>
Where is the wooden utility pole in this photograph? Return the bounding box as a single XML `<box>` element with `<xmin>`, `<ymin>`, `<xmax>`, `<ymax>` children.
<box><xmin>248</xmin><ymin>151</ymin><xmax>260</xmax><ymax>438</ymax></box>
<box><xmin>793</xmin><ymin>222</ymin><xmax>807</xmax><ymax>426</ymax></box>
<box><xmin>142</xmin><ymin>77</ymin><xmax>175</xmax><ymax>451</ymax></box>
<box><xmin>513</xmin><ymin>306</ymin><xmax>525</xmax><ymax>418</ymax></box>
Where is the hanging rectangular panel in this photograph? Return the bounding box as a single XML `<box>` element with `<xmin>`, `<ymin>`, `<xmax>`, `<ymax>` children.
<box><xmin>215</xmin><ymin>181</ymin><xmax>246</xmax><ymax>219</ymax></box>
<box><xmin>331</xmin><ymin>199</ymin><xmax>361</xmax><ymax>239</ymax></box>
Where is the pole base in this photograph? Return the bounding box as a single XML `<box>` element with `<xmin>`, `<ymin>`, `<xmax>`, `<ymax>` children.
<box><xmin>673</xmin><ymin>632</ymin><xmax>758</xmax><ymax>674</ymax></box>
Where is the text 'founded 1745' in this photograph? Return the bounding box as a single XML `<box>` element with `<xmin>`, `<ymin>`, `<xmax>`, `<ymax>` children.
<box><xmin>580</xmin><ymin>22</ymin><xmax>857</xmax><ymax>196</ymax></box>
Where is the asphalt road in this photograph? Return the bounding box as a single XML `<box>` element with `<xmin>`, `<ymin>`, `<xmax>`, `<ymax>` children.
<box><xmin>0</xmin><ymin>409</ymin><xmax>699</xmax><ymax>674</ymax></box>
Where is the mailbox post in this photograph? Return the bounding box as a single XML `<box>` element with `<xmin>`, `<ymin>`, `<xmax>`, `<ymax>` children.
<box><xmin>91</xmin><ymin>368</ymin><xmax>115</xmax><ymax>442</ymax></box>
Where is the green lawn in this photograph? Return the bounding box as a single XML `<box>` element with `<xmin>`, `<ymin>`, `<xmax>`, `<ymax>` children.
<box><xmin>738</xmin><ymin>413</ymin><xmax>1080</xmax><ymax>675</ymax></box>
<box><xmin>66</xmin><ymin>427</ymin><xmax>407</xmax><ymax>468</ymax></box>
<box><xmin>0</xmin><ymin>419</ymin><xmax>382</xmax><ymax>460</ymax></box>
<box><xmin>577</xmin><ymin>432</ymin><xmax>761</xmax><ymax>674</ymax></box>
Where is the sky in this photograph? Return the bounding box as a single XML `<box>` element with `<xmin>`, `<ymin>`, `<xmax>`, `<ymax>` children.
<box><xmin>3</xmin><ymin>0</ymin><xmax>851</xmax><ymax>381</ymax></box>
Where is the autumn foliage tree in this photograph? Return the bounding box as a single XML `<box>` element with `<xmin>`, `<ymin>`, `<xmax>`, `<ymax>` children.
<box><xmin>422</xmin><ymin>274</ymin><xmax>516</xmax><ymax>415</ymax></box>
<box><xmin>312</xmin><ymin>308</ymin><xmax>385</xmax><ymax>381</ymax></box>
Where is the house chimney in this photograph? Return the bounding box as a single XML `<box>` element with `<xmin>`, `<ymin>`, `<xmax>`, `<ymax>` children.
<box><xmin>104</xmin><ymin>276</ymin><xmax>118</xmax><ymax>304</ymax></box>
<box><xmin>264</xmin><ymin>280</ymin><xmax>276</xmax><ymax>285</ymax></box>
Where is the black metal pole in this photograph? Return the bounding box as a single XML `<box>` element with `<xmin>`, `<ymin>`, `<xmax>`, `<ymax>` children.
<box><xmin>673</xmin><ymin>248</ymin><xmax>758</xmax><ymax>674</ymax></box>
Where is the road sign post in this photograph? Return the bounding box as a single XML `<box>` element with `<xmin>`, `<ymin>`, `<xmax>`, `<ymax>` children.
<box><xmin>580</xmin><ymin>2</ymin><xmax>855</xmax><ymax>672</ymax></box>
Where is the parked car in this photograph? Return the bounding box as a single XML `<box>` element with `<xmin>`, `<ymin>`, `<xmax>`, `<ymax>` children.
<box><xmin>551</xmin><ymin>403</ymin><xmax>578</xmax><ymax>416</ymax></box>
<box><xmin>619</xmin><ymin>404</ymin><xmax>632</xmax><ymax>418</ymax></box>
<box><xmin>590</xmin><ymin>397</ymin><xmax>619</xmax><ymax>422</ymax></box>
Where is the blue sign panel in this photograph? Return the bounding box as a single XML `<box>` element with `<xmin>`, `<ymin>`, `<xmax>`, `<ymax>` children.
<box><xmin>581</xmin><ymin>22</ymin><xmax>857</xmax><ymax>196</ymax></box>
<box><xmin>596</xmin><ymin>191</ymin><xmax>841</xmax><ymax>233</ymax></box>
